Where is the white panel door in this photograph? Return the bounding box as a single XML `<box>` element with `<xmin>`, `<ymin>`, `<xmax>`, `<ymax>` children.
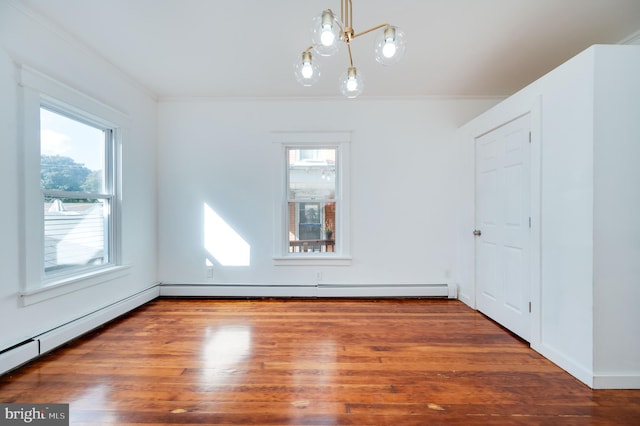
<box><xmin>475</xmin><ymin>114</ymin><xmax>531</xmax><ymax>340</ymax></box>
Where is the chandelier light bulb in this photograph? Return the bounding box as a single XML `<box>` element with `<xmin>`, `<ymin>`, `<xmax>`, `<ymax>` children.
<box><xmin>346</xmin><ymin>76</ymin><xmax>358</xmax><ymax>91</ymax></box>
<box><xmin>301</xmin><ymin>53</ymin><xmax>314</xmax><ymax>79</ymax></box>
<box><xmin>382</xmin><ymin>40</ymin><xmax>397</xmax><ymax>58</ymax></box>
<box><xmin>312</xmin><ymin>10</ymin><xmax>342</xmax><ymax>56</ymax></box>
<box><xmin>320</xmin><ymin>30</ymin><xmax>335</xmax><ymax>47</ymax></box>
<box><xmin>374</xmin><ymin>26</ymin><xmax>406</xmax><ymax>65</ymax></box>
<box><xmin>320</xmin><ymin>10</ymin><xmax>336</xmax><ymax>46</ymax></box>
<box><xmin>339</xmin><ymin>66</ymin><xmax>364</xmax><ymax>98</ymax></box>
<box><xmin>320</xmin><ymin>23</ymin><xmax>336</xmax><ymax>47</ymax></box>
<box><xmin>294</xmin><ymin>51</ymin><xmax>321</xmax><ymax>86</ymax></box>
<box><xmin>301</xmin><ymin>62</ymin><xmax>314</xmax><ymax>79</ymax></box>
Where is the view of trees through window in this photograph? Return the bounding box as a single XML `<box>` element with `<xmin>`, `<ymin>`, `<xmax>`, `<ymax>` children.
<box><xmin>41</xmin><ymin>154</ymin><xmax>102</xmax><ymax>195</ymax></box>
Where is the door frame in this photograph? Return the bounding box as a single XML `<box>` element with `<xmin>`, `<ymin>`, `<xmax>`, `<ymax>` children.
<box><xmin>465</xmin><ymin>97</ymin><xmax>542</xmax><ymax>349</ymax></box>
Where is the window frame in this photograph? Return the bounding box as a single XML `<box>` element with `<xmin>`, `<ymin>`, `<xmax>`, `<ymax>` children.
<box><xmin>272</xmin><ymin>132</ymin><xmax>352</xmax><ymax>265</ymax></box>
<box><xmin>18</xmin><ymin>65</ymin><xmax>129</xmax><ymax>305</ymax></box>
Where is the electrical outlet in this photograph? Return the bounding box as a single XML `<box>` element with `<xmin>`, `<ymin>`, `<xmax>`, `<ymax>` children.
<box><xmin>207</xmin><ymin>266</ymin><xmax>214</xmax><ymax>278</ymax></box>
<box><xmin>316</xmin><ymin>271</ymin><xmax>323</xmax><ymax>281</ymax></box>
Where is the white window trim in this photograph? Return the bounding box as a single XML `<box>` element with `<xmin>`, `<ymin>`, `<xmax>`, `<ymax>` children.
<box><xmin>17</xmin><ymin>65</ymin><xmax>129</xmax><ymax>305</ymax></box>
<box><xmin>271</xmin><ymin>131</ymin><xmax>352</xmax><ymax>265</ymax></box>
<box><xmin>21</xmin><ymin>265</ymin><xmax>132</xmax><ymax>306</ymax></box>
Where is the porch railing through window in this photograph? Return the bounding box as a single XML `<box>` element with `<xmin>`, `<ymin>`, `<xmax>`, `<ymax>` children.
<box><xmin>289</xmin><ymin>239</ymin><xmax>335</xmax><ymax>253</ymax></box>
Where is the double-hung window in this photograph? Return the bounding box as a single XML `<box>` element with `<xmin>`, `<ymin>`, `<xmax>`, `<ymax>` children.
<box><xmin>287</xmin><ymin>148</ymin><xmax>337</xmax><ymax>253</ymax></box>
<box><xmin>19</xmin><ymin>66</ymin><xmax>126</xmax><ymax>304</ymax></box>
<box><xmin>40</xmin><ymin>106</ymin><xmax>115</xmax><ymax>275</ymax></box>
<box><xmin>273</xmin><ymin>132</ymin><xmax>351</xmax><ymax>264</ymax></box>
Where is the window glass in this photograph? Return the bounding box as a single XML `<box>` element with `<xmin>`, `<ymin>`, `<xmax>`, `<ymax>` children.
<box><xmin>40</xmin><ymin>107</ymin><xmax>111</xmax><ymax>275</ymax></box>
<box><xmin>44</xmin><ymin>196</ymin><xmax>107</xmax><ymax>271</ymax></box>
<box><xmin>287</xmin><ymin>148</ymin><xmax>337</xmax><ymax>253</ymax></box>
<box><xmin>41</xmin><ymin>108</ymin><xmax>105</xmax><ymax>192</ymax></box>
<box><xmin>287</xmin><ymin>148</ymin><xmax>336</xmax><ymax>200</ymax></box>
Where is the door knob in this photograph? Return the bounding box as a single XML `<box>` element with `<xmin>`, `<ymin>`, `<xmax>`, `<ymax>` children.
<box><xmin>473</xmin><ymin>229</ymin><xmax>482</xmax><ymax>236</ymax></box>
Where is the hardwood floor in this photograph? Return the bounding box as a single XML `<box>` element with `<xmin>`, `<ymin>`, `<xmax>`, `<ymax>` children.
<box><xmin>1</xmin><ymin>298</ymin><xmax>639</xmax><ymax>425</ymax></box>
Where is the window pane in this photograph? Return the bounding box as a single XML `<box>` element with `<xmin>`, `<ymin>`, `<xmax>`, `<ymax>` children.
<box><xmin>288</xmin><ymin>148</ymin><xmax>336</xmax><ymax>200</ymax></box>
<box><xmin>41</xmin><ymin>108</ymin><xmax>105</xmax><ymax>193</ymax></box>
<box><xmin>44</xmin><ymin>197</ymin><xmax>108</xmax><ymax>273</ymax></box>
<box><xmin>299</xmin><ymin>203</ymin><xmax>321</xmax><ymax>240</ymax></box>
<box><xmin>288</xmin><ymin>201</ymin><xmax>335</xmax><ymax>253</ymax></box>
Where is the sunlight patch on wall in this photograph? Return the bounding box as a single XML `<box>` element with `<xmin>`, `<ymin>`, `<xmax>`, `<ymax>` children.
<box><xmin>204</xmin><ymin>203</ymin><xmax>251</xmax><ymax>266</ymax></box>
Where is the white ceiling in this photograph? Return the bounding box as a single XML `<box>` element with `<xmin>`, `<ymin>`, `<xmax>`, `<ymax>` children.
<box><xmin>15</xmin><ymin>0</ymin><xmax>640</xmax><ymax>99</ymax></box>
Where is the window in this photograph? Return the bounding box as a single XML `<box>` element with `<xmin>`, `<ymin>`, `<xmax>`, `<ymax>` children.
<box><xmin>272</xmin><ymin>131</ymin><xmax>351</xmax><ymax>264</ymax></box>
<box><xmin>19</xmin><ymin>65</ymin><xmax>127</xmax><ymax>304</ymax></box>
<box><xmin>287</xmin><ymin>148</ymin><xmax>336</xmax><ymax>253</ymax></box>
<box><xmin>41</xmin><ymin>106</ymin><xmax>115</xmax><ymax>275</ymax></box>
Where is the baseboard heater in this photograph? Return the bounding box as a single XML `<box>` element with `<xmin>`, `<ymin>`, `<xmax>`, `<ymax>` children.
<box><xmin>0</xmin><ymin>286</ymin><xmax>159</xmax><ymax>376</ymax></box>
<box><xmin>317</xmin><ymin>283</ymin><xmax>453</xmax><ymax>298</ymax></box>
<box><xmin>160</xmin><ymin>283</ymin><xmax>456</xmax><ymax>299</ymax></box>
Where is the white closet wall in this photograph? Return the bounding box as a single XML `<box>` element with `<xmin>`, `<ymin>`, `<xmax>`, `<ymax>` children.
<box><xmin>456</xmin><ymin>45</ymin><xmax>640</xmax><ymax>389</ymax></box>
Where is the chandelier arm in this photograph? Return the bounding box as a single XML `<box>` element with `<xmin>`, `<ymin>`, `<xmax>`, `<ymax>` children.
<box><xmin>346</xmin><ymin>41</ymin><xmax>354</xmax><ymax>67</ymax></box>
<box><xmin>353</xmin><ymin>23</ymin><xmax>390</xmax><ymax>39</ymax></box>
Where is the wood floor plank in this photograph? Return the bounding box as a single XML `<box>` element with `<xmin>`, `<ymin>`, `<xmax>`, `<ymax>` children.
<box><xmin>1</xmin><ymin>298</ymin><xmax>639</xmax><ymax>425</ymax></box>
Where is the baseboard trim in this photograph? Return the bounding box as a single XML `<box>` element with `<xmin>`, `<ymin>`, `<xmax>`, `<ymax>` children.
<box><xmin>533</xmin><ymin>342</ymin><xmax>595</xmax><ymax>388</ymax></box>
<box><xmin>593</xmin><ymin>375</ymin><xmax>640</xmax><ymax>389</ymax></box>
<box><xmin>160</xmin><ymin>283</ymin><xmax>453</xmax><ymax>299</ymax></box>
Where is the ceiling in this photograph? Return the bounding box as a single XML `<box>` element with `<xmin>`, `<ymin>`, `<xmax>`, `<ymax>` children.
<box><xmin>15</xmin><ymin>0</ymin><xmax>640</xmax><ymax>99</ymax></box>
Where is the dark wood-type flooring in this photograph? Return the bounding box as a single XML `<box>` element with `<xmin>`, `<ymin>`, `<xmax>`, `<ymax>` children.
<box><xmin>1</xmin><ymin>298</ymin><xmax>639</xmax><ymax>425</ymax></box>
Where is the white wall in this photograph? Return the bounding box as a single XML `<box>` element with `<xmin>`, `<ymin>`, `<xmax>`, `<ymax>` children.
<box><xmin>592</xmin><ymin>46</ymin><xmax>640</xmax><ymax>386</ymax></box>
<box><xmin>537</xmin><ymin>48</ymin><xmax>596</xmax><ymax>381</ymax></box>
<box><xmin>157</xmin><ymin>98</ymin><xmax>499</xmax><ymax>288</ymax></box>
<box><xmin>456</xmin><ymin>49</ymin><xmax>598</xmax><ymax>384</ymax></box>
<box><xmin>456</xmin><ymin>45</ymin><xmax>640</xmax><ymax>388</ymax></box>
<box><xmin>0</xmin><ymin>2</ymin><xmax>157</xmax><ymax>352</ymax></box>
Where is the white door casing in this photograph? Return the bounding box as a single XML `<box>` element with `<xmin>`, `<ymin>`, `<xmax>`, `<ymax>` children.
<box><xmin>475</xmin><ymin>113</ymin><xmax>531</xmax><ymax>341</ymax></box>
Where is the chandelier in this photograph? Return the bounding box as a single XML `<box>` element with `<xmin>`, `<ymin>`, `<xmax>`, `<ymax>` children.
<box><xmin>294</xmin><ymin>0</ymin><xmax>406</xmax><ymax>98</ymax></box>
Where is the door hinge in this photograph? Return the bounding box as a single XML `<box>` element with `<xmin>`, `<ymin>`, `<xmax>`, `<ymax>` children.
<box><xmin>529</xmin><ymin>302</ymin><xmax>532</xmax><ymax>313</ymax></box>
<box><xmin>529</xmin><ymin>217</ymin><xmax>531</xmax><ymax>228</ymax></box>
<box><xmin>528</xmin><ymin>131</ymin><xmax>532</xmax><ymax>143</ymax></box>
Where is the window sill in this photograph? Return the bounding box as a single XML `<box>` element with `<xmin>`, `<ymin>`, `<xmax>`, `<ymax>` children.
<box><xmin>273</xmin><ymin>256</ymin><xmax>352</xmax><ymax>266</ymax></box>
<box><xmin>20</xmin><ymin>265</ymin><xmax>131</xmax><ymax>306</ymax></box>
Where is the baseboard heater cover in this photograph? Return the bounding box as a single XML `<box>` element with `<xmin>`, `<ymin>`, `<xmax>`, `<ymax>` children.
<box><xmin>37</xmin><ymin>286</ymin><xmax>160</xmax><ymax>354</ymax></box>
<box><xmin>0</xmin><ymin>340</ymin><xmax>39</xmax><ymax>376</ymax></box>
<box><xmin>160</xmin><ymin>284</ymin><xmax>317</xmax><ymax>298</ymax></box>
<box><xmin>0</xmin><ymin>285</ymin><xmax>159</xmax><ymax>376</ymax></box>
<box><xmin>160</xmin><ymin>283</ymin><xmax>454</xmax><ymax>299</ymax></box>
<box><xmin>317</xmin><ymin>283</ymin><xmax>451</xmax><ymax>298</ymax></box>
